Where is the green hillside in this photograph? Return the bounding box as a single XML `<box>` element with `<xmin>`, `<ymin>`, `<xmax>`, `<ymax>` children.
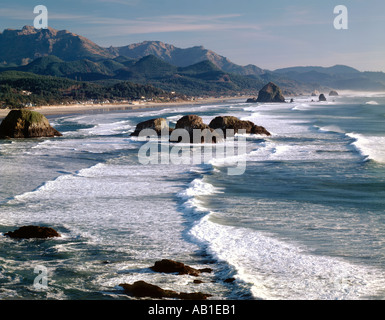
<box><xmin>4</xmin><ymin>54</ymin><xmax>267</xmax><ymax>96</ymax></box>
<box><xmin>0</xmin><ymin>71</ymin><xmax>176</xmax><ymax>108</ymax></box>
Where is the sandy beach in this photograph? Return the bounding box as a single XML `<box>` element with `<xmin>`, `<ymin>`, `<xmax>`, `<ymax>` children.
<box><xmin>0</xmin><ymin>96</ymin><xmax>245</xmax><ymax>119</ymax></box>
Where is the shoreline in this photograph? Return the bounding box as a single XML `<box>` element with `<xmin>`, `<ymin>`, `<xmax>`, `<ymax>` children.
<box><xmin>0</xmin><ymin>96</ymin><xmax>246</xmax><ymax>119</ymax></box>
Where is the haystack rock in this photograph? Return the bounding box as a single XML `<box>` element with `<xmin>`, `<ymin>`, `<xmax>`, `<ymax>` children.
<box><xmin>319</xmin><ymin>94</ymin><xmax>327</xmax><ymax>101</ymax></box>
<box><xmin>5</xmin><ymin>226</ymin><xmax>61</xmax><ymax>239</ymax></box>
<box><xmin>0</xmin><ymin>109</ymin><xmax>62</xmax><ymax>139</ymax></box>
<box><xmin>174</xmin><ymin>115</ymin><xmax>220</xmax><ymax>143</ymax></box>
<box><xmin>209</xmin><ymin>116</ymin><xmax>271</xmax><ymax>137</ymax></box>
<box><xmin>130</xmin><ymin>118</ymin><xmax>171</xmax><ymax>137</ymax></box>
<box><xmin>256</xmin><ymin>82</ymin><xmax>285</xmax><ymax>103</ymax></box>
<box><xmin>329</xmin><ymin>90</ymin><xmax>339</xmax><ymax>96</ymax></box>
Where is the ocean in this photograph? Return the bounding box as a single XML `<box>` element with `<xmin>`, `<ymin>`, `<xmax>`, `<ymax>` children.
<box><xmin>0</xmin><ymin>92</ymin><xmax>384</xmax><ymax>300</ymax></box>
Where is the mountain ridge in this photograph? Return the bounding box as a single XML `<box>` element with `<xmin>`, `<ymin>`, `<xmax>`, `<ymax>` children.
<box><xmin>1</xmin><ymin>26</ymin><xmax>385</xmax><ymax>93</ymax></box>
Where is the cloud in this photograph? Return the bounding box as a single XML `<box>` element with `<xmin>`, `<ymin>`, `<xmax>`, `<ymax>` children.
<box><xmin>78</xmin><ymin>13</ymin><xmax>259</xmax><ymax>36</ymax></box>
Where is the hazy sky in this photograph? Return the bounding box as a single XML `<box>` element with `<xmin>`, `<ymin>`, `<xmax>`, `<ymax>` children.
<box><xmin>1</xmin><ymin>0</ymin><xmax>384</xmax><ymax>71</ymax></box>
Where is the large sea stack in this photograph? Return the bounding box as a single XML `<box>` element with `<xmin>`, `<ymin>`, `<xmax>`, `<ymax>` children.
<box><xmin>319</xmin><ymin>94</ymin><xmax>327</xmax><ymax>101</ymax></box>
<box><xmin>0</xmin><ymin>109</ymin><xmax>62</xmax><ymax>139</ymax></box>
<box><xmin>256</xmin><ymin>82</ymin><xmax>286</xmax><ymax>103</ymax></box>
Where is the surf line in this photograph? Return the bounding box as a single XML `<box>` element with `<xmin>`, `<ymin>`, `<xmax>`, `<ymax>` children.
<box><xmin>137</xmin><ymin>128</ymin><xmax>247</xmax><ymax>176</ymax></box>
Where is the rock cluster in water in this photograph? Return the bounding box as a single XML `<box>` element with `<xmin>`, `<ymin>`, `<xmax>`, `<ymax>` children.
<box><xmin>131</xmin><ymin>114</ymin><xmax>270</xmax><ymax>142</ymax></box>
<box><xmin>0</xmin><ymin>109</ymin><xmax>62</xmax><ymax>139</ymax></box>
<box><xmin>119</xmin><ymin>281</ymin><xmax>212</xmax><ymax>300</ymax></box>
<box><xmin>119</xmin><ymin>259</ymin><xmax>215</xmax><ymax>300</ymax></box>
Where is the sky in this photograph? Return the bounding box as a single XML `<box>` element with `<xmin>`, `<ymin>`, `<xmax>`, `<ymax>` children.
<box><xmin>1</xmin><ymin>0</ymin><xmax>384</xmax><ymax>72</ymax></box>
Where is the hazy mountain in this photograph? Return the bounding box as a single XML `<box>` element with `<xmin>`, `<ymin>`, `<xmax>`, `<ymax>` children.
<box><xmin>274</xmin><ymin>65</ymin><xmax>385</xmax><ymax>91</ymax></box>
<box><xmin>0</xmin><ymin>26</ymin><xmax>115</xmax><ymax>66</ymax></box>
<box><xmin>0</xmin><ymin>26</ymin><xmax>265</xmax><ymax>76</ymax></box>
<box><xmin>1</xmin><ymin>26</ymin><xmax>384</xmax><ymax>94</ymax></box>
<box><xmin>274</xmin><ymin>65</ymin><xmax>361</xmax><ymax>75</ymax></box>
<box><xmin>108</xmin><ymin>41</ymin><xmax>265</xmax><ymax>76</ymax></box>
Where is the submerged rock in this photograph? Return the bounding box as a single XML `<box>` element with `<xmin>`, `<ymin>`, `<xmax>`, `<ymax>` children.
<box><xmin>319</xmin><ymin>94</ymin><xmax>327</xmax><ymax>101</ymax></box>
<box><xmin>256</xmin><ymin>82</ymin><xmax>286</xmax><ymax>103</ymax></box>
<box><xmin>119</xmin><ymin>281</ymin><xmax>212</xmax><ymax>300</ymax></box>
<box><xmin>0</xmin><ymin>109</ymin><xmax>62</xmax><ymax>139</ymax></box>
<box><xmin>5</xmin><ymin>225</ymin><xmax>61</xmax><ymax>239</ymax></box>
<box><xmin>150</xmin><ymin>259</ymin><xmax>212</xmax><ymax>277</ymax></box>
<box><xmin>130</xmin><ymin>118</ymin><xmax>171</xmax><ymax>137</ymax></box>
<box><xmin>209</xmin><ymin>116</ymin><xmax>271</xmax><ymax>137</ymax></box>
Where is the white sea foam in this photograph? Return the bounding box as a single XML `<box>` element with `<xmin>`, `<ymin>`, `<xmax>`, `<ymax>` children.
<box><xmin>291</xmin><ymin>103</ymin><xmax>311</xmax><ymax>111</ymax></box>
<box><xmin>315</xmin><ymin>125</ymin><xmax>345</xmax><ymax>134</ymax></box>
<box><xmin>191</xmin><ymin>215</ymin><xmax>385</xmax><ymax>300</ymax></box>
<box><xmin>177</xmin><ymin>178</ymin><xmax>222</xmax><ymax>212</ymax></box>
<box><xmin>347</xmin><ymin>133</ymin><xmax>385</xmax><ymax>163</ymax></box>
<box><xmin>365</xmin><ymin>101</ymin><xmax>379</xmax><ymax>105</ymax></box>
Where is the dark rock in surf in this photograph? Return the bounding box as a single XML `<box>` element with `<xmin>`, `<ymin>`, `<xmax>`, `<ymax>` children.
<box><xmin>119</xmin><ymin>281</ymin><xmax>212</xmax><ymax>300</ymax></box>
<box><xmin>256</xmin><ymin>82</ymin><xmax>285</xmax><ymax>103</ymax></box>
<box><xmin>0</xmin><ymin>109</ymin><xmax>62</xmax><ymax>139</ymax></box>
<box><xmin>174</xmin><ymin>115</ymin><xmax>220</xmax><ymax>143</ymax></box>
<box><xmin>246</xmin><ymin>97</ymin><xmax>257</xmax><ymax>103</ymax></box>
<box><xmin>119</xmin><ymin>281</ymin><xmax>179</xmax><ymax>299</ymax></box>
<box><xmin>150</xmin><ymin>259</ymin><xmax>212</xmax><ymax>277</ymax></box>
<box><xmin>319</xmin><ymin>94</ymin><xmax>327</xmax><ymax>102</ymax></box>
<box><xmin>329</xmin><ymin>90</ymin><xmax>339</xmax><ymax>96</ymax></box>
<box><xmin>209</xmin><ymin>116</ymin><xmax>271</xmax><ymax>137</ymax></box>
<box><xmin>130</xmin><ymin>117</ymin><xmax>171</xmax><ymax>137</ymax></box>
<box><xmin>5</xmin><ymin>225</ymin><xmax>61</xmax><ymax>239</ymax></box>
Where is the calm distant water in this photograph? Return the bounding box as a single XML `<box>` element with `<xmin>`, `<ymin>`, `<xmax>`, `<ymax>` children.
<box><xmin>1</xmin><ymin>92</ymin><xmax>385</xmax><ymax>300</ymax></box>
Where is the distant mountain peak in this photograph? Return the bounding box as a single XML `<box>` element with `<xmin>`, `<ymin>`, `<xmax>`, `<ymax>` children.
<box><xmin>0</xmin><ymin>25</ymin><xmax>114</xmax><ymax>65</ymax></box>
<box><xmin>1</xmin><ymin>26</ymin><xmax>264</xmax><ymax>76</ymax></box>
<box><xmin>108</xmin><ymin>40</ymin><xmax>264</xmax><ymax>76</ymax></box>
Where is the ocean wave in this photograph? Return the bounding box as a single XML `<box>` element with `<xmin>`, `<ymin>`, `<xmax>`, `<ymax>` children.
<box><xmin>314</xmin><ymin>125</ymin><xmax>345</xmax><ymax>134</ymax></box>
<box><xmin>347</xmin><ymin>132</ymin><xmax>385</xmax><ymax>163</ymax></box>
<box><xmin>177</xmin><ymin>177</ymin><xmax>222</xmax><ymax>212</ymax></box>
<box><xmin>190</xmin><ymin>215</ymin><xmax>385</xmax><ymax>300</ymax></box>
<box><xmin>365</xmin><ymin>101</ymin><xmax>379</xmax><ymax>105</ymax></box>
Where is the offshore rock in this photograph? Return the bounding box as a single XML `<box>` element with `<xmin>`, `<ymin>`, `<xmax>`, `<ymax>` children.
<box><xmin>319</xmin><ymin>93</ymin><xmax>327</xmax><ymax>101</ymax></box>
<box><xmin>246</xmin><ymin>97</ymin><xmax>257</xmax><ymax>103</ymax></box>
<box><xmin>5</xmin><ymin>225</ymin><xmax>61</xmax><ymax>239</ymax></box>
<box><xmin>130</xmin><ymin>117</ymin><xmax>171</xmax><ymax>137</ymax></box>
<box><xmin>329</xmin><ymin>90</ymin><xmax>339</xmax><ymax>96</ymax></box>
<box><xmin>119</xmin><ymin>281</ymin><xmax>212</xmax><ymax>300</ymax></box>
<box><xmin>0</xmin><ymin>109</ymin><xmax>62</xmax><ymax>139</ymax></box>
<box><xmin>174</xmin><ymin>115</ymin><xmax>220</xmax><ymax>143</ymax></box>
<box><xmin>150</xmin><ymin>259</ymin><xmax>212</xmax><ymax>277</ymax></box>
<box><xmin>209</xmin><ymin>116</ymin><xmax>271</xmax><ymax>137</ymax></box>
<box><xmin>256</xmin><ymin>82</ymin><xmax>286</xmax><ymax>103</ymax></box>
